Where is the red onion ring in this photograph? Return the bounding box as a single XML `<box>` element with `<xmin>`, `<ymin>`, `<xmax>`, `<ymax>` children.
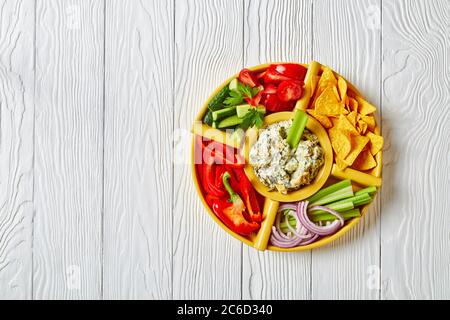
<box><xmin>308</xmin><ymin>205</ymin><xmax>345</xmax><ymax>225</ymax></box>
<box><xmin>297</xmin><ymin>201</ymin><xmax>343</xmax><ymax>236</ymax></box>
<box><xmin>270</xmin><ymin>201</ymin><xmax>346</xmax><ymax>248</ymax></box>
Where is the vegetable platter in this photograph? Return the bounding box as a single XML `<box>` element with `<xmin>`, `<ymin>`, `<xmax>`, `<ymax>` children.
<box><xmin>191</xmin><ymin>62</ymin><xmax>383</xmax><ymax>251</ymax></box>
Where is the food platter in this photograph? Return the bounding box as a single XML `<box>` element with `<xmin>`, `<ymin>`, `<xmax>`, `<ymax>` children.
<box><xmin>192</xmin><ymin>62</ymin><xmax>383</xmax><ymax>251</ymax></box>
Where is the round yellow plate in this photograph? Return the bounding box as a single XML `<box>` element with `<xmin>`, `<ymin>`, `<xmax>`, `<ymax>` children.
<box><xmin>191</xmin><ymin>62</ymin><xmax>382</xmax><ymax>251</ymax></box>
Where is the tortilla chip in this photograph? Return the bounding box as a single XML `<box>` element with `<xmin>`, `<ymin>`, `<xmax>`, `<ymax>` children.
<box><xmin>332</xmin><ymin>86</ymin><xmax>341</xmax><ymax>101</ymax></box>
<box><xmin>347</xmin><ymin>89</ymin><xmax>357</xmax><ymax>98</ymax></box>
<box><xmin>346</xmin><ymin>111</ymin><xmax>358</xmax><ymax>127</ymax></box>
<box><xmin>335</xmin><ymin>156</ymin><xmax>349</xmax><ymax>170</ymax></box>
<box><xmin>314</xmin><ymin>67</ymin><xmax>337</xmax><ymax>101</ymax></box>
<box><xmin>356</xmin><ymin>96</ymin><xmax>377</xmax><ymax>115</ymax></box>
<box><xmin>319</xmin><ymin>67</ymin><xmax>337</xmax><ymax>89</ymax></box>
<box><xmin>366</xmin><ymin>132</ymin><xmax>384</xmax><ymax>155</ymax></box>
<box><xmin>330</xmin><ymin>117</ymin><xmax>340</xmax><ymax>127</ymax></box>
<box><xmin>337</xmin><ymin>76</ymin><xmax>348</xmax><ymax>102</ymax></box>
<box><xmin>329</xmin><ymin>127</ymin><xmax>352</xmax><ymax>159</ymax></box>
<box><xmin>357</xmin><ymin>119</ymin><xmax>368</xmax><ymax>135</ymax></box>
<box><xmin>352</xmin><ymin>149</ymin><xmax>377</xmax><ymax>171</ymax></box>
<box><xmin>344</xmin><ymin>134</ymin><xmax>370</xmax><ymax>166</ymax></box>
<box><xmin>337</xmin><ymin>114</ymin><xmax>359</xmax><ymax>135</ymax></box>
<box><xmin>315</xmin><ymin>87</ymin><xmax>342</xmax><ymax>116</ymax></box>
<box><xmin>348</xmin><ymin>97</ymin><xmax>359</xmax><ymax>112</ymax></box>
<box><xmin>307</xmin><ymin>109</ymin><xmax>333</xmax><ymax>129</ymax></box>
<box><xmin>362</xmin><ymin>115</ymin><xmax>376</xmax><ymax>132</ymax></box>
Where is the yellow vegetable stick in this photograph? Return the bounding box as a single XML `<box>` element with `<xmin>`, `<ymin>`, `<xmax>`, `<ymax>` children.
<box><xmin>295</xmin><ymin>61</ymin><xmax>322</xmax><ymax>111</ymax></box>
<box><xmin>331</xmin><ymin>164</ymin><xmax>382</xmax><ymax>187</ymax></box>
<box><xmin>253</xmin><ymin>198</ymin><xmax>279</xmax><ymax>251</ymax></box>
<box><xmin>192</xmin><ymin>121</ymin><xmax>241</xmax><ymax>148</ymax></box>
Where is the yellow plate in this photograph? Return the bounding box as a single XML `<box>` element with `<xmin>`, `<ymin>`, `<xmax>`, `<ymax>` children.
<box><xmin>243</xmin><ymin>111</ymin><xmax>333</xmax><ymax>202</ymax></box>
<box><xmin>191</xmin><ymin>62</ymin><xmax>382</xmax><ymax>251</ymax></box>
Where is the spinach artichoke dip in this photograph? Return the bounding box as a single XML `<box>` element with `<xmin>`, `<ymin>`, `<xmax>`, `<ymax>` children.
<box><xmin>249</xmin><ymin>120</ymin><xmax>324</xmax><ymax>194</ymax></box>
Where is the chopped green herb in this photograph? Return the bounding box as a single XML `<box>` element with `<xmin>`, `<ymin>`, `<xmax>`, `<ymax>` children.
<box><xmin>224</xmin><ymin>90</ymin><xmax>244</xmax><ymax>106</ymax></box>
<box><xmin>224</xmin><ymin>81</ymin><xmax>260</xmax><ymax>107</ymax></box>
<box><xmin>238</xmin><ymin>108</ymin><xmax>264</xmax><ymax>131</ymax></box>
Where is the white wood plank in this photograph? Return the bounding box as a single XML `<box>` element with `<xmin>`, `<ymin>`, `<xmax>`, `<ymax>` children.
<box><xmin>173</xmin><ymin>0</ymin><xmax>243</xmax><ymax>299</ymax></box>
<box><xmin>381</xmin><ymin>0</ymin><xmax>450</xmax><ymax>299</ymax></box>
<box><xmin>33</xmin><ymin>0</ymin><xmax>103</xmax><ymax>299</ymax></box>
<box><xmin>242</xmin><ymin>0</ymin><xmax>313</xmax><ymax>300</ymax></box>
<box><xmin>311</xmin><ymin>0</ymin><xmax>381</xmax><ymax>299</ymax></box>
<box><xmin>103</xmin><ymin>0</ymin><xmax>173</xmax><ymax>299</ymax></box>
<box><xmin>0</xmin><ymin>0</ymin><xmax>34</xmax><ymax>300</ymax></box>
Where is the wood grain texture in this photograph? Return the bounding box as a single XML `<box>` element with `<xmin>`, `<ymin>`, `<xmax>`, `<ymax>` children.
<box><xmin>242</xmin><ymin>0</ymin><xmax>313</xmax><ymax>300</ymax></box>
<box><xmin>0</xmin><ymin>0</ymin><xmax>449</xmax><ymax>300</ymax></box>
<box><xmin>33</xmin><ymin>0</ymin><xmax>103</xmax><ymax>299</ymax></box>
<box><xmin>0</xmin><ymin>0</ymin><xmax>34</xmax><ymax>300</ymax></box>
<box><xmin>381</xmin><ymin>0</ymin><xmax>450</xmax><ymax>299</ymax></box>
<box><xmin>103</xmin><ymin>0</ymin><xmax>173</xmax><ymax>299</ymax></box>
<box><xmin>173</xmin><ymin>0</ymin><xmax>243</xmax><ymax>299</ymax></box>
<box><xmin>311</xmin><ymin>0</ymin><xmax>381</xmax><ymax>299</ymax></box>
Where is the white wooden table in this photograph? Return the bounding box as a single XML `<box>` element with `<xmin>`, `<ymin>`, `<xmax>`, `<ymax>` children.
<box><xmin>1</xmin><ymin>0</ymin><xmax>449</xmax><ymax>300</ymax></box>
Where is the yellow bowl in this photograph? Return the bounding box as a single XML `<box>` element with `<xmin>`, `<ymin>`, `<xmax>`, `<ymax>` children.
<box><xmin>191</xmin><ymin>62</ymin><xmax>382</xmax><ymax>251</ymax></box>
<box><xmin>243</xmin><ymin>111</ymin><xmax>333</xmax><ymax>202</ymax></box>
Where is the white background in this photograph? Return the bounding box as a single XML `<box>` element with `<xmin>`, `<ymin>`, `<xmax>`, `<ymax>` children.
<box><xmin>0</xmin><ymin>0</ymin><xmax>449</xmax><ymax>300</ymax></box>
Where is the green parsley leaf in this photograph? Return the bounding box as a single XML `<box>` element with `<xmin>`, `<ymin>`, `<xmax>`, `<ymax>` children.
<box><xmin>224</xmin><ymin>80</ymin><xmax>261</xmax><ymax>106</ymax></box>
<box><xmin>238</xmin><ymin>108</ymin><xmax>265</xmax><ymax>131</ymax></box>
<box><xmin>237</xmin><ymin>82</ymin><xmax>260</xmax><ymax>99</ymax></box>
<box><xmin>224</xmin><ymin>90</ymin><xmax>244</xmax><ymax>106</ymax></box>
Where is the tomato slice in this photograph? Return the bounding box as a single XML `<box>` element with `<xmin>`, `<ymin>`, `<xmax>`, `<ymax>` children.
<box><xmin>256</xmin><ymin>71</ymin><xmax>266</xmax><ymax>80</ymax></box>
<box><xmin>272</xmin><ymin>64</ymin><xmax>307</xmax><ymax>81</ymax></box>
<box><xmin>238</xmin><ymin>68</ymin><xmax>259</xmax><ymax>87</ymax></box>
<box><xmin>261</xmin><ymin>94</ymin><xmax>295</xmax><ymax>112</ymax></box>
<box><xmin>277</xmin><ymin>80</ymin><xmax>304</xmax><ymax>102</ymax></box>
<box><xmin>263</xmin><ymin>69</ymin><xmax>292</xmax><ymax>84</ymax></box>
<box><xmin>263</xmin><ymin>83</ymin><xmax>277</xmax><ymax>95</ymax></box>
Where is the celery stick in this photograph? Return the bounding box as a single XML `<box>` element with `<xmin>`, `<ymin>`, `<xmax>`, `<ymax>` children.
<box><xmin>286</xmin><ymin>110</ymin><xmax>308</xmax><ymax>149</ymax></box>
<box><xmin>355</xmin><ymin>186</ymin><xmax>377</xmax><ymax>196</ymax></box>
<box><xmin>279</xmin><ymin>209</ymin><xmax>361</xmax><ymax>232</ymax></box>
<box><xmin>307</xmin><ymin>180</ymin><xmax>351</xmax><ymax>204</ymax></box>
<box><xmin>352</xmin><ymin>194</ymin><xmax>372</xmax><ymax>206</ymax></box>
<box><xmin>333</xmin><ymin>193</ymin><xmax>372</xmax><ymax>207</ymax></box>
<box><xmin>311</xmin><ymin>209</ymin><xmax>361</xmax><ymax>223</ymax></box>
<box><xmin>309</xmin><ymin>185</ymin><xmax>354</xmax><ymax>206</ymax></box>
<box><xmin>308</xmin><ymin>200</ymin><xmax>354</xmax><ymax>216</ymax></box>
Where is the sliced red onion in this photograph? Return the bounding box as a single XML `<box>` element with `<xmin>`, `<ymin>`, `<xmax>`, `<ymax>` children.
<box><xmin>297</xmin><ymin>201</ymin><xmax>343</xmax><ymax>236</ymax></box>
<box><xmin>270</xmin><ymin>201</ymin><xmax>346</xmax><ymax>248</ymax></box>
<box><xmin>309</xmin><ymin>205</ymin><xmax>345</xmax><ymax>225</ymax></box>
<box><xmin>283</xmin><ymin>209</ymin><xmax>308</xmax><ymax>238</ymax></box>
<box><xmin>298</xmin><ymin>234</ymin><xmax>320</xmax><ymax>245</ymax></box>
<box><xmin>270</xmin><ymin>227</ymin><xmax>306</xmax><ymax>248</ymax></box>
<box><xmin>278</xmin><ymin>203</ymin><xmax>298</xmax><ymax>211</ymax></box>
<box><xmin>273</xmin><ymin>211</ymin><xmax>311</xmax><ymax>241</ymax></box>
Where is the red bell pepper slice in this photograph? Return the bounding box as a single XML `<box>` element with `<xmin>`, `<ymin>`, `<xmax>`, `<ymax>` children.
<box><xmin>202</xmin><ymin>140</ymin><xmax>244</xmax><ymax>168</ymax></box>
<box><xmin>205</xmin><ymin>194</ymin><xmax>220</xmax><ymax>208</ymax></box>
<box><xmin>233</xmin><ymin>168</ymin><xmax>262</xmax><ymax>222</ymax></box>
<box><xmin>202</xmin><ymin>149</ymin><xmax>226</xmax><ymax>197</ymax></box>
<box><xmin>202</xmin><ymin>163</ymin><xmax>225</xmax><ymax>197</ymax></box>
<box><xmin>212</xmin><ymin>172</ymin><xmax>260</xmax><ymax>235</ymax></box>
